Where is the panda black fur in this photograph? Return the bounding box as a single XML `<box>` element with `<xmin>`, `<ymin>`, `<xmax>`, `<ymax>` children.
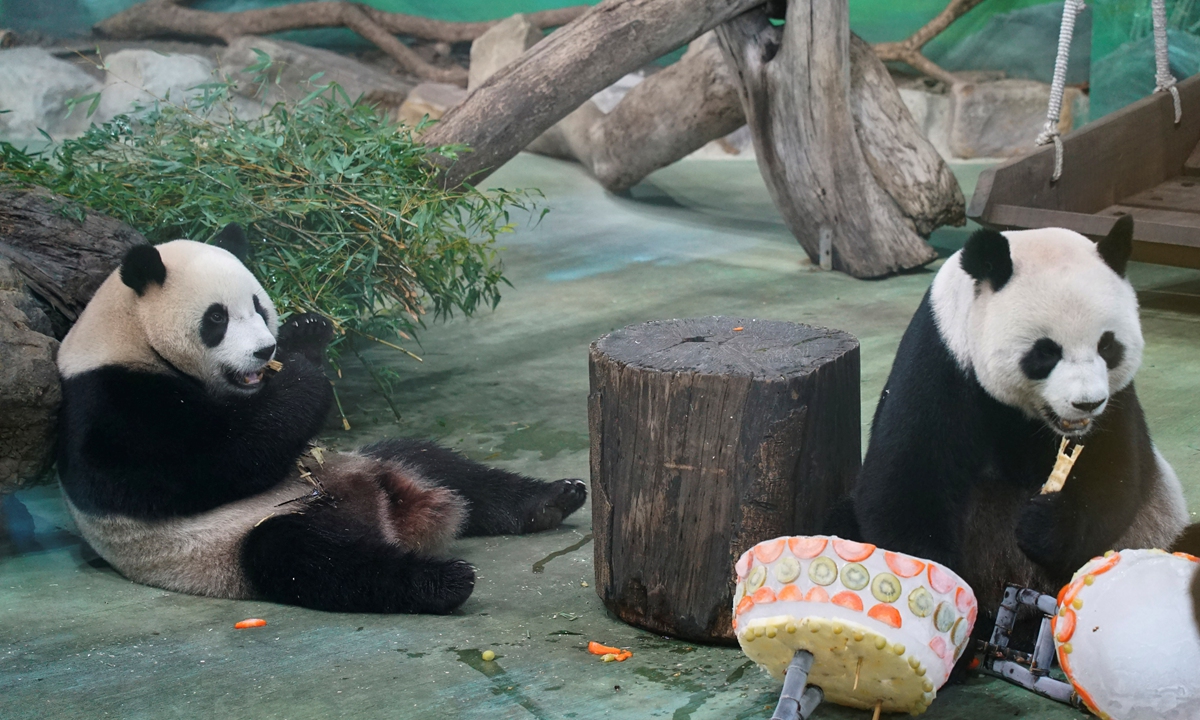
<box><xmin>56</xmin><ymin>225</ymin><xmax>586</xmax><ymax>614</ymax></box>
<box><xmin>848</xmin><ymin>216</ymin><xmax>1193</xmax><ymax>624</ymax></box>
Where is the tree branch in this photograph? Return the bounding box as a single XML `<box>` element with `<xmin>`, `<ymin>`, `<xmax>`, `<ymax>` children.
<box><xmin>871</xmin><ymin>0</ymin><xmax>986</xmax><ymax>85</ymax></box>
<box><xmin>94</xmin><ymin>0</ymin><xmax>591</xmax><ymax>85</ymax></box>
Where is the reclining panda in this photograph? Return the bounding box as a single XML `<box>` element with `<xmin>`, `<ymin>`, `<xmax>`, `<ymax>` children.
<box><xmin>847</xmin><ymin>215</ymin><xmax>1198</xmax><ymax>619</ymax></box>
<box><xmin>56</xmin><ymin>225</ymin><xmax>586</xmax><ymax>614</ymax></box>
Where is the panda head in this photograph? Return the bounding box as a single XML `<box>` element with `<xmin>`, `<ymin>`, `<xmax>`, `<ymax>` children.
<box><xmin>931</xmin><ymin>215</ymin><xmax>1141</xmax><ymax>438</ymax></box>
<box><xmin>61</xmin><ymin>224</ymin><xmax>279</xmax><ymax>395</ymax></box>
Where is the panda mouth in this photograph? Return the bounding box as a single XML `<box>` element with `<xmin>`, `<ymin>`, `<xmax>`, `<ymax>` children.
<box><xmin>225</xmin><ymin>367</ymin><xmax>267</xmax><ymax>389</ymax></box>
<box><xmin>1042</xmin><ymin>408</ymin><xmax>1092</xmax><ymax>436</ymax></box>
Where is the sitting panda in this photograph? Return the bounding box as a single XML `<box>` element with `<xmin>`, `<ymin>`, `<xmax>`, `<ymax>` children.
<box><xmin>848</xmin><ymin>215</ymin><xmax>1195</xmax><ymax>624</ymax></box>
<box><xmin>56</xmin><ymin>225</ymin><xmax>587</xmax><ymax>614</ymax></box>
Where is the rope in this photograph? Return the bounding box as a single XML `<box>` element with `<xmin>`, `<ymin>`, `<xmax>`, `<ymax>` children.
<box><xmin>1036</xmin><ymin>0</ymin><xmax>1086</xmax><ymax>182</ymax></box>
<box><xmin>1151</xmin><ymin>0</ymin><xmax>1182</xmax><ymax>123</ymax></box>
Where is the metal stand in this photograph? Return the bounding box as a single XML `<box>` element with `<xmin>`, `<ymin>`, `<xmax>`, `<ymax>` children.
<box><xmin>770</xmin><ymin>651</ymin><xmax>824</xmax><ymax>720</ymax></box>
<box><xmin>975</xmin><ymin>585</ymin><xmax>1083</xmax><ymax>707</ymax></box>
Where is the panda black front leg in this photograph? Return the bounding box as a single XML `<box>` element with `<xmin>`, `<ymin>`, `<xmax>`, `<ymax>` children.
<box><xmin>241</xmin><ymin>512</ymin><xmax>476</xmax><ymax>614</ymax></box>
<box><xmin>1015</xmin><ymin>491</ymin><xmax>1086</xmax><ymax>580</ymax></box>
<box><xmin>361</xmin><ymin>439</ymin><xmax>587</xmax><ymax>536</ymax></box>
<box><xmin>277</xmin><ymin>312</ymin><xmax>335</xmax><ymax>365</ymax></box>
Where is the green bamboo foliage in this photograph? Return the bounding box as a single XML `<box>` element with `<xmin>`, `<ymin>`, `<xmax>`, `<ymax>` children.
<box><xmin>1</xmin><ymin>56</ymin><xmax>539</xmax><ymax>374</ymax></box>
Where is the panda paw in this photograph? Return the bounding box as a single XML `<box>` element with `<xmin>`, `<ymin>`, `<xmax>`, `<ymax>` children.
<box><xmin>1015</xmin><ymin>493</ymin><xmax>1071</xmax><ymax>572</ymax></box>
<box><xmin>521</xmin><ymin>479</ymin><xmax>587</xmax><ymax>534</ymax></box>
<box><xmin>278</xmin><ymin>313</ymin><xmax>335</xmax><ymax>363</ymax></box>
<box><xmin>416</xmin><ymin>558</ymin><xmax>476</xmax><ymax>614</ymax></box>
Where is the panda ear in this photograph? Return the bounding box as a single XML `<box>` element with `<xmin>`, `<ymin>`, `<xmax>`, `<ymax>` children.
<box><xmin>959</xmin><ymin>228</ymin><xmax>1013</xmax><ymax>291</ymax></box>
<box><xmin>211</xmin><ymin>223</ymin><xmax>249</xmax><ymax>262</ymax></box>
<box><xmin>1097</xmin><ymin>214</ymin><xmax>1133</xmax><ymax>277</ymax></box>
<box><xmin>120</xmin><ymin>245</ymin><xmax>167</xmax><ymax>296</ymax></box>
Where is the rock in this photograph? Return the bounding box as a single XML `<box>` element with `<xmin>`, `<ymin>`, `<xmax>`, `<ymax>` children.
<box><xmin>930</xmin><ymin>2</ymin><xmax>1091</xmax><ymax>86</ymax></box>
<box><xmin>468</xmin><ymin>14</ymin><xmax>543</xmax><ymax>91</ymax></box>
<box><xmin>590</xmin><ymin>71</ymin><xmax>647</xmax><ymax>114</ymax></box>
<box><xmin>221</xmin><ymin>37</ymin><xmax>415</xmax><ymax>109</ymax></box>
<box><xmin>0</xmin><ymin>258</ymin><xmax>60</xmax><ymax>495</ymax></box>
<box><xmin>396</xmin><ymin>82</ymin><xmax>468</xmax><ymax>127</ymax></box>
<box><xmin>0</xmin><ymin>47</ymin><xmax>101</xmax><ymax>141</ymax></box>
<box><xmin>949</xmin><ymin>79</ymin><xmax>1087</xmax><ymax>159</ymax></box>
<box><xmin>525</xmin><ymin>101</ymin><xmax>605</xmax><ymax>164</ymax></box>
<box><xmin>95</xmin><ymin>49</ymin><xmax>216</xmax><ymax>124</ymax></box>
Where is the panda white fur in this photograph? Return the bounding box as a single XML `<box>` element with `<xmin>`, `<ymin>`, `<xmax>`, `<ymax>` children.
<box><xmin>56</xmin><ymin>225</ymin><xmax>586</xmax><ymax>614</ymax></box>
<box><xmin>849</xmin><ymin>215</ymin><xmax>1195</xmax><ymax>627</ymax></box>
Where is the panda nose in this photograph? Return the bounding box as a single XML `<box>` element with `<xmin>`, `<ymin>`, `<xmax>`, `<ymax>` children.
<box><xmin>253</xmin><ymin>343</ymin><xmax>277</xmax><ymax>360</ymax></box>
<box><xmin>1072</xmin><ymin>399</ymin><xmax>1104</xmax><ymax>412</ymax></box>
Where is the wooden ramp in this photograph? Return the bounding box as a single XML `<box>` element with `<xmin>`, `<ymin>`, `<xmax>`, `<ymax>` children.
<box><xmin>969</xmin><ymin>73</ymin><xmax>1200</xmax><ymax>268</ymax></box>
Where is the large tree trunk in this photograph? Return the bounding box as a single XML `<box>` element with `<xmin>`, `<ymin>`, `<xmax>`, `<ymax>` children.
<box><xmin>716</xmin><ymin>3</ymin><xmax>948</xmax><ymax>277</ymax></box>
<box><xmin>589</xmin><ymin>317</ymin><xmax>860</xmax><ymax>643</ymax></box>
<box><xmin>422</xmin><ymin>0</ymin><xmax>765</xmax><ymax>189</ymax></box>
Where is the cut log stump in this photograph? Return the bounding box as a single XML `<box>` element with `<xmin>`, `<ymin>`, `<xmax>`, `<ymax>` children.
<box><xmin>589</xmin><ymin>317</ymin><xmax>860</xmax><ymax>643</ymax></box>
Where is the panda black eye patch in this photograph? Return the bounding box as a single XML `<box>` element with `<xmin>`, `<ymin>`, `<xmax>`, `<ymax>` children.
<box><xmin>1020</xmin><ymin>337</ymin><xmax>1062</xmax><ymax>380</ymax></box>
<box><xmin>1098</xmin><ymin>331</ymin><xmax>1125</xmax><ymax>369</ymax></box>
<box><xmin>253</xmin><ymin>295</ymin><xmax>269</xmax><ymax>324</ymax></box>
<box><xmin>200</xmin><ymin>303</ymin><xmax>228</xmax><ymax>348</ymax></box>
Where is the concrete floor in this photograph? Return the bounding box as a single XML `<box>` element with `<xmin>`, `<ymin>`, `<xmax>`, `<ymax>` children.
<box><xmin>2</xmin><ymin>155</ymin><xmax>1198</xmax><ymax>720</ymax></box>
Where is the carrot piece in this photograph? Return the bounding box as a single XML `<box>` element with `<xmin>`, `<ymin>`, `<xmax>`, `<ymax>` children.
<box><xmin>805</xmin><ymin>586</ymin><xmax>830</xmax><ymax>603</ymax></box>
<box><xmin>736</xmin><ymin>596</ymin><xmax>755</xmax><ymax>615</ymax></box>
<box><xmin>777</xmin><ymin>584</ymin><xmax>804</xmax><ymax>602</ymax></box>
<box><xmin>732</xmin><ymin>327</ymin><xmax>744</xmax><ymax>332</ymax></box>
<box><xmin>867</xmin><ymin>603</ymin><xmax>902</xmax><ymax>628</ymax></box>
<box><xmin>832</xmin><ymin>539</ymin><xmax>876</xmax><ymax>562</ymax></box>
<box><xmin>788</xmin><ymin>537</ymin><xmax>828</xmax><ymax>559</ymax></box>
<box><xmin>753</xmin><ymin>538</ymin><xmax>786</xmax><ymax>563</ymax></box>
<box><xmin>588</xmin><ymin>641</ymin><xmax>623</xmax><ymax>656</ymax></box>
<box><xmin>234</xmin><ymin>618</ymin><xmax>267</xmax><ymax>629</ymax></box>
<box><xmin>884</xmin><ymin>551</ymin><xmax>926</xmax><ymax>578</ymax></box>
<box><xmin>831</xmin><ymin>591</ymin><xmax>863</xmax><ymax>612</ymax></box>
<box><xmin>615</xmin><ymin>651</ymin><xmax>633</xmax><ymax>661</ymax></box>
<box><xmin>751</xmin><ymin>587</ymin><xmax>777</xmax><ymax>604</ymax></box>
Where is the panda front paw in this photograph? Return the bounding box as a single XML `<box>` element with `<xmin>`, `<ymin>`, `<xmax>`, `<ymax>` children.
<box><xmin>1016</xmin><ymin>493</ymin><xmax>1073</xmax><ymax>574</ymax></box>
<box><xmin>521</xmin><ymin>479</ymin><xmax>587</xmax><ymax>534</ymax></box>
<box><xmin>416</xmin><ymin>558</ymin><xmax>476</xmax><ymax>614</ymax></box>
<box><xmin>278</xmin><ymin>313</ymin><xmax>335</xmax><ymax>364</ymax></box>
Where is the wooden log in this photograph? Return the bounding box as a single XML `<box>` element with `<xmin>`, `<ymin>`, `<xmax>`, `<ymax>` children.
<box><xmin>589</xmin><ymin>317</ymin><xmax>860</xmax><ymax>643</ymax></box>
<box><xmin>716</xmin><ymin>3</ymin><xmax>944</xmax><ymax>278</ymax></box>
<box><xmin>589</xmin><ymin>32</ymin><xmax>746</xmax><ymax>194</ymax></box>
<box><xmin>422</xmin><ymin>0</ymin><xmax>765</xmax><ymax>189</ymax></box>
<box><xmin>0</xmin><ymin>186</ymin><xmax>147</xmax><ymax>334</ymax></box>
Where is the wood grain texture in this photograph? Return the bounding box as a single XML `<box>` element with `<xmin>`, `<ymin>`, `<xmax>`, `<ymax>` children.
<box><xmin>589</xmin><ymin>317</ymin><xmax>860</xmax><ymax>643</ymax></box>
<box><xmin>0</xmin><ymin>187</ymin><xmax>146</xmax><ymax>335</ymax></box>
<box><xmin>422</xmin><ymin>0</ymin><xmax>764</xmax><ymax>189</ymax></box>
<box><xmin>716</xmin><ymin>3</ymin><xmax>942</xmax><ymax>278</ymax></box>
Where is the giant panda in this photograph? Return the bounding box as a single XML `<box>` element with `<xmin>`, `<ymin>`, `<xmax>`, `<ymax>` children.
<box><xmin>848</xmin><ymin>215</ymin><xmax>1196</xmax><ymax>629</ymax></box>
<box><xmin>56</xmin><ymin>225</ymin><xmax>587</xmax><ymax>614</ymax></box>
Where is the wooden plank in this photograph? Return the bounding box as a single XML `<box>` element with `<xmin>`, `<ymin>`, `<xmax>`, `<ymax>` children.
<box><xmin>970</xmin><ymin>73</ymin><xmax>1200</xmax><ymax>221</ymax></box>
<box><xmin>1121</xmin><ymin>177</ymin><xmax>1200</xmax><ymax>214</ymax></box>
<box><xmin>1183</xmin><ymin>137</ymin><xmax>1200</xmax><ymax>176</ymax></box>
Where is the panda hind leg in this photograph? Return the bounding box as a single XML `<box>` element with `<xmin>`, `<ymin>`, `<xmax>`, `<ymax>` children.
<box><xmin>360</xmin><ymin>439</ymin><xmax>587</xmax><ymax>536</ymax></box>
<box><xmin>241</xmin><ymin>512</ymin><xmax>475</xmax><ymax>614</ymax></box>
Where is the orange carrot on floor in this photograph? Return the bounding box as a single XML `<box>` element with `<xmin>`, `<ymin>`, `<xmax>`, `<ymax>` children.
<box><xmin>234</xmin><ymin>618</ymin><xmax>267</xmax><ymax>629</ymax></box>
<box><xmin>588</xmin><ymin>641</ymin><xmax>622</xmax><ymax>656</ymax></box>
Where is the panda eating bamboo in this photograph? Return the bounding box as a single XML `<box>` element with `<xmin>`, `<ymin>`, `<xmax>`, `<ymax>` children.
<box><xmin>55</xmin><ymin>224</ymin><xmax>587</xmax><ymax>614</ymax></box>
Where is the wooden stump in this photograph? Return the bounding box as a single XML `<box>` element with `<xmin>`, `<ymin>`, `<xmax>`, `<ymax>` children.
<box><xmin>589</xmin><ymin>317</ymin><xmax>860</xmax><ymax>643</ymax></box>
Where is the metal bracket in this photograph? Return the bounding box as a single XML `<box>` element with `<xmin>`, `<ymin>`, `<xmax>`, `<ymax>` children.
<box><xmin>770</xmin><ymin>651</ymin><xmax>824</xmax><ymax>720</ymax></box>
<box><xmin>974</xmin><ymin>585</ymin><xmax>1084</xmax><ymax>707</ymax></box>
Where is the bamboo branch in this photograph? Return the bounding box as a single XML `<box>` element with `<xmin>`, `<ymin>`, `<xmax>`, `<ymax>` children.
<box><xmin>94</xmin><ymin>0</ymin><xmax>590</xmax><ymax>85</ymax></box>
<box><xmin>871</xmin><ymin>0</ymin><xmax>987</xmax><ymax>85</ymax></box>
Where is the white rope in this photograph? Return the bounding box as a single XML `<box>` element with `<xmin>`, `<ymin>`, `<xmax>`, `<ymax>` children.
<box><xmin>1036</xmin><ymin>0</ymin><xmax>1086</xmax><ymax>181</ymax></box>
<box><xmin>1151</xmin><ymin>0</ymin><xmax>1183</xmax><ymax>123</ymax></box>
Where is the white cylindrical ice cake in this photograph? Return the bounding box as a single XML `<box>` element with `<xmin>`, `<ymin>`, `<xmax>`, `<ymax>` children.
<box><xmin>1054</xmin><ymin>548</ymin><xmax>1200</xmax><ymax>720</ymax></box>
<box><xmin>733</xmin><ymin>535</ymin><xmax>977</xmax><ymax>715</ymax></box>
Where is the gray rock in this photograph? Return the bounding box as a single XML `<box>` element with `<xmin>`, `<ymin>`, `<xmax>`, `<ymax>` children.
<box><xmin>898</xmin><ymin>87</ymin><xmax>954</xmax><ymax>160</ymax></box>
<box><xmin>396</xmin><ymin>82</ymin><xmax>468</xmax><ymax>127</ymax></box>
<box><xmin>0</xmin><ymin>47</ymin><xmax>102</xmax><ymax>141</ymax></box>
<box><xmin>930</xmin><ymin>2</ymin><xmax>1091</xmax><ymax>86</ymax></box>
<box><xmin>221</xmin><ymin>37</ymin><xmax>415</xmax><ymax>109</ymax></box>
<box><xmin>0</xmin><ymin>261</ymin><xmax>60</xmax><ymax>495</ymax></box>
<box><xmin>95</xmin><ymin>49</ymin><xmax>216</xmax><ymax>124</ymax></box>
<box><xmin>468</xmin><ymin>14</ymin><xmax>543</xmax><ymax>91</ymax></box>
<box><xmin>949</xmin><ymin>79</ymin><xmax>1087</xmax><ymax>159</ymax></box>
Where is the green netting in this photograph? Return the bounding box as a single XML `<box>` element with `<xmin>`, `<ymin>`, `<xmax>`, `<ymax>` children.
<box><xmin>1091</xmin><ymin>0</ymin><xmax>1200</xmax><ymax>118</ymax></box>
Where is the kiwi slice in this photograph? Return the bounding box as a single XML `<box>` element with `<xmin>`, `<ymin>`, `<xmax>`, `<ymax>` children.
<box><xmin>841</xmin><ymin>562</ymin><xmax>870</xmax><ymax>591</ymax></box>
<box><xmin>809</xmin><ymin>556</ymin><xmax>838</xmax><ymax>586</ymax></box>
<box><xmin>908</xmin><ymin>587</ymin><xmax>934</xmax><ymax>617</ymax></box>
<box><xmin>747</xmin><ymin>565</ymin><xmax>767</xmax><ymax>592</ymax></box>
<box><xmin>775</xmin><ymin>556</ymin><xmax>801</xmax><ymax>584</ymax></box>
<box><xmin>871</xmin><ymin>572</ymin><xmax>902</xmax><ymax>603</ymax></box>
<box><xmin>935</xmin><ymin>601</ymin><xmax>956</xmax><ymax>633</ymax></box>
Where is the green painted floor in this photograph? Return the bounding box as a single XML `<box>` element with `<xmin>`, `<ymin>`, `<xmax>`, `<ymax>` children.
<box><xmin>2</xmin><ymin>155</ymin><xmax>1198</xmax><ymax>720</ymax></box>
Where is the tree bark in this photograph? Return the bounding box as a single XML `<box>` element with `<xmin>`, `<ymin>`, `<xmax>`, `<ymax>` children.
<box><xmin>716</xmin><ymin>3</ymin><xmax>943</xmax><ymax>277</ymax></box>
<box><xmin>422</xmin><ymin>0</ymin><xmax>765</xmax><ymax>189</ymax></box>
<box><xmin>0</xmin><ymin>187</ymin><xmax>147</xmax><ymax>333</ymax></box>
<box><xmin>589</xmin><ymin>317</ymin><xmax>860</xmax><ymax>643</ymax></box>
